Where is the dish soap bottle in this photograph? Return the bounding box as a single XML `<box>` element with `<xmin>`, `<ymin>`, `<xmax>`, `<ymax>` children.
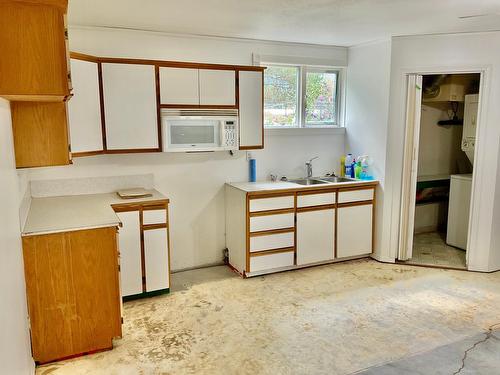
<box><xmin>340</xmin><ymin>155</ymin><xmax>346</xmax><ymax>177</ymax></box>
<box><xmin>345</xmin><ymin>153</ymin><xmax>354</xmax><ymax>178</ymax></box>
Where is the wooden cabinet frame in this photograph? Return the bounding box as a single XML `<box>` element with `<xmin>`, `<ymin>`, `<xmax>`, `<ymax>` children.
<box><xmin>239</xmin><ymin>182</ymin><xmax>377</xmax><ymax>277</ymax></box>
<box><xmin>70</xmin><ymin>52</ymin><xmax>266</xmax><ymax>157</ymax></box>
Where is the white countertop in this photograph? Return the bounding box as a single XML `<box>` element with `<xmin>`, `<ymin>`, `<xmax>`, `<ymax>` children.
<box><xmin>227</xmin><ymin>178</ymin><xmax>378</xmax><ymax>193</ymax></box>
<box><xmin>22</xmin><ymin>189</ymin><xmax>168</xmax><ymax>237</ymax></box>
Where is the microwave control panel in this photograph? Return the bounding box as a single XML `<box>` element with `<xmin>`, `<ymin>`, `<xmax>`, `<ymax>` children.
<box><xmin>223</xmin><ymin>120</ymin><xmax>238</xmax><ymax>148</ymax></box>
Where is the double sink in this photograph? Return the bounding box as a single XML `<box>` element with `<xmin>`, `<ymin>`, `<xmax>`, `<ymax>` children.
<box><xmin>289</xmin><ymin>176</ymin><xmax>355</xmax><ymax>186</ymax></box>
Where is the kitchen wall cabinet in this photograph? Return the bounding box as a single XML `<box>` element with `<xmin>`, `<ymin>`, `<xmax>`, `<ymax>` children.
<box><xmin>113</xmin><ymin>202</ymin><xmax>171</xmax><ymax>299</ymax></box>
<box><xmin>225</xmin><ymin>182</ymin><xmax>376</xmax><ymax>277</ymax></box>
<box><xmin>67</xmin><ymin>58</ymin><xmax>103</xmax><ymax>154</ymax></box>
<box><xmin>238</xmin><ymin>71</ymin><xmax>263</xmax><ymax>149</ymax></box>
<box><xmin>22</xmin><ymin>227</ymin><xmax>122</xmax><ymax>364</ymax></box>
<box><xmin>199</xmin><ymin>69</ymin><xmax>236</xmax><ymax>106</ymax></box>
<box><xmin>102</xmin><ymin>63</ymin><xmax>159</xmax><ymax>151</ymax></box>
<box><xmin>0</xmin><ymin>0</ymin><xmax>71</xmax><ymax>101</ymax></box>
<box><xmin>11</xmin><ymin>101</ymin><xmax>71</xmax><ymax>168</ymax></box>
<box><xmin>159</xmin><ymin>67</ymin><xmax>199</xmax><ymax>105</ymax></box>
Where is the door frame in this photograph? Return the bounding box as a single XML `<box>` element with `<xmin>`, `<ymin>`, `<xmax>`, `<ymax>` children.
<box><xmin>397</xmin><ymin>66</ymin><xmax>489</xmax><ymax>268</ymax></box>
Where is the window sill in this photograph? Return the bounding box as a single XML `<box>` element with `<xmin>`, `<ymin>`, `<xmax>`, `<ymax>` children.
<box><xmin>264</xmin><ymin>127</ymin><xmax>345</xmax><ymax>136</ymax></box>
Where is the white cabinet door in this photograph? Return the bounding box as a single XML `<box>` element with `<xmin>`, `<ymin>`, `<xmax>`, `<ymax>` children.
<box><xmin>297</xmin><ymin>208</ymin><xmax>335</xmax><ymax>265</ymax></box>
<box><xmin>67</xmin><ymin>59</ymin><xmax>103</xmax><ymax>153</ymax></box>
<box><xmin>337</xmin><ymin>204</ymin><xmax>373</xmax><ymax>258</ymax></box>
<box><xmin>144</xmin><ymin>228</ymin><xmax>169</xmax><ymax>292</ymax></box>
<box><xmin>199</xmin><ymin>69</ymin><xmax>236</xmax><ymax>105</ymax></box>
<box><xmin>239</xmin><ymin>71</ymin><xmax>263</xmax><ymax>148</ymax></box>
<box><xmin>159</xmin><ymin>67</ymin><xmax>199</xmax><ymax>105</ymax></box>
<box><xmin>117</xmin><ymin>211</ymin><xmax>143</xmax><ymax>297</ymax></box>
<box><xmin>102</xmin><ymin>63</ymin><xmax>158</xmax><ymax>150</ymax></box>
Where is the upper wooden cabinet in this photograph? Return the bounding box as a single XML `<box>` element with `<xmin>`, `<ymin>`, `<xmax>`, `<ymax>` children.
<box><xmin>0</xmin><ymin>0</ymin><xmax>71</xmax><ymax>101</ymax></box>
<box><xmin>159</xmin><ymin>67</ymin><xmax>236</xmax><ymax>107</ymax></box>
<box><xmin>239</xmin><ymin>71</ymin><xmax>264</xmax><ymax>149</ymax></box>
<box><xmin>199</xmin><ymin>69</ymin><xmax>236</xmax><ymax>106</ymax></box>
<box><xmin>11</xmin><ymin>101</ymin><xmax>71</xmax><ymax>168</ymax></box>
<box><xmin>159</xmin><ymin>67</ymin><xmax>199</xmax><ymax>105</ymax></box>
<box><xmin>101</xmin><ymin>63</ymin><xmax>159</xmax><ymax>151</ymax></box>
<box><xmin>67</xmin><ymin>58</ymin><xmax>104</xmax><ymax>154</ymax></box>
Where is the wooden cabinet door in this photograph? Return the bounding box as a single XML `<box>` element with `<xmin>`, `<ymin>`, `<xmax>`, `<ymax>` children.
<box><xmin>297</xmin><ymin>208</ymin><xmax>335</xmax><ymax>265</ymax></box>
<box><xmin>102</xmin><ymin>63</ymin><xmax>159</xmax><ymax>150</ymax></box>
<box><xmin>159</xmin><ymin>67</ymin><xmax>199</xmax><ymax>105</ymax></box>
<box><xmin>238</xmin><ymin>71</ymin><xmax>263</xmax><ymax>149</ymax></box>
<box><xmin>22</xmin><ymin>227</ymin><xmax>121</xmax><ymax>364</ymax></box>
<box><xmin>143</xmin><ymin>228</ymin><xmax>169</xmax><ymax>292</ymax></box>
<box><xmin>337</xmin><ymin>204</ymin><xmax>373</xmax><ymax>258</ymax></box>
<box><xmin>0</xmin><ymin>1</ymin><xmax>70</xmax><ymax>100</ymax></box>
<box><xmin>199</xmin><ymin>69</ymin><xmax>236</xmax><ymax>106</ymax></box>
<box><xmin>11</xmin><ymin>101</ymin><xmax>70</xmax><ymax>168</ymax></box>
<box><xmin>67</xmin><ymin>58</ymin><xmax>103</xmax><ymax>154</ymax></box>
<box><xmin>117</xmin><ymin>211</ymin><xmax>142</xmax><ymax>297</ymax></box>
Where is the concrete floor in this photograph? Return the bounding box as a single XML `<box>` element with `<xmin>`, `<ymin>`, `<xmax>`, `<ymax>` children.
<box><xmin>409</xmin><ymin>232</ymin><xmax>467</xmax><ymax>269</ymax></box>
<box><xmin>37</xmin><ymin>259</ymin><xmax>500</xmax><ymax>375</ymax></box>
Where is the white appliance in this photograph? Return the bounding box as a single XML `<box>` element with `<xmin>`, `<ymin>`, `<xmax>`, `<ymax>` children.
<box><xmin>446</xmin><ymin>174</ymin><xmax>472</xmax><ymax>250</ymax></box>
<box><xmin>462</xmin><ymin>94</ymin><xmax>479</xmax><ymax>164</ymax></box>
<box><xmin>162</xmin><ymin>109</ymin><xmax>238</xmax><ymax>152</ymax></box>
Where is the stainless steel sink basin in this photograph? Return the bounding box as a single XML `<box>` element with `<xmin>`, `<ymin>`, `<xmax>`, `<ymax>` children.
<box><xmin>289</xmin><ymin>178</ymin><xmax>328</xmax><ymax>186</ymax></box>
<box><xmin>318</xmin><ymin>176</ymin><xmax>355</xmax><ymax>183</ymax></box>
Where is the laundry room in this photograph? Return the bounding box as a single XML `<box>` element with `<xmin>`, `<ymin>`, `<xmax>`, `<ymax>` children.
<box><xmin>407</xmin><ymin>73</ymin><xmax>480</xmax><ymax>268</ymax></box>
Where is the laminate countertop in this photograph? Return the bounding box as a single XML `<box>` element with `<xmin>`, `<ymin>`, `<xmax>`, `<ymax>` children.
<box><xmin>22</xmin><ymin>190</ymin><xmax>168</xmax><ymax>237</ymax></box>
<box><xmin>227</xmin><ymin>178</ymin><xmax>378</xmax><ymax>193</ymax></box>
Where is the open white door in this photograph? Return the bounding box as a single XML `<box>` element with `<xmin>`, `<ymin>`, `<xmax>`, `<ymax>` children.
<box><xmin>398</xmin><ymin>74</ymin><xmax>423</xmax><ymax>261</ymax></box>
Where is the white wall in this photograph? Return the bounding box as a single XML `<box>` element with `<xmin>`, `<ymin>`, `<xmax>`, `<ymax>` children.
<box><xmin>345</xmin><ymin>39</ymin><xmax>392</xmax><ymax>260</ymax></box>
<box><xmin>382</xmin><ymin>32</ymin><xmax>500</xmax><ymax>271</ymax></box>
<box><xmin>0</xmin><ymin>99</ymin><xmax>34</xmax><ymax>374</ymax></box>
<box><xmin>24</xmin><ymin>27</ymin><xmax>347</xmax><ymax>271</ymax></box>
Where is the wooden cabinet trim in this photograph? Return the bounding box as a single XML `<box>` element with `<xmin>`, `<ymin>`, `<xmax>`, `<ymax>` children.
<box><xmin>337</xmin><ymin>200</ymin><xmax>373</xmax><ymax>208</ymax></box>
<box><xmin>249</xmin><ymin>227</ymin><xmax>294</xmax><ymax>237</ymax></box>
<box><xmin>296</xmin><ymin>204</ymin><xmax>336</xmax><ymax>213</ymax></box>
<box><xmin>249</xmin><ymin>247</ymin><xmax>295</xmax><ymax>258</ymax></box>
<box><xmin>249</xmin><ymin>208</ymin><xmax>295</xmax><ymax>217</ymax></box>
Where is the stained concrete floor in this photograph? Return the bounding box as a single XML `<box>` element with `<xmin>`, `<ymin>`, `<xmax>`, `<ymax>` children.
<box><xmin>408</xmin><ymin>232</ymin><xmax>467</xmax><ymax>269</ymax></box>
<box><xmin>37</xmin><ymin>259</ymin><xmax>500</xmax><ymax>375</ymax></box>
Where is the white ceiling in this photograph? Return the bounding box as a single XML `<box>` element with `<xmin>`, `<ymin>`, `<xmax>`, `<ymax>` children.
<box><xmin>68</xmin><ymin>0</ymin><xmax>500</xmax><ymax>46</ymax></box>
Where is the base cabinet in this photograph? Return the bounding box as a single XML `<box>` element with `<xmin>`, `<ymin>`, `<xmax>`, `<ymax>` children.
<box><xmin>22</xmin><ymin>227</ymin><xmax>122</xmax><ymax>364</ymax></box>
<box><xmin>114</xmin><ymin>203</ymin><xmax>170</xmax><ymax>299</ymax></box>
<box><xmin>337</xmin><ymin>204</ymin><xmax>373</xmax><ymax>258</ymax></box>
<box><xmin>297</xmin><ymin>208</ymin><xmax>335</xmax><ymax>265</ymax></box>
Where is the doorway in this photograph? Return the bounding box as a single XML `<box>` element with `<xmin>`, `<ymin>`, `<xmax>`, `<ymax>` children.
<box><xmin>398</xmin><ymin>72</ymin><xmax>481</xmax><ymax>269</ymax></box>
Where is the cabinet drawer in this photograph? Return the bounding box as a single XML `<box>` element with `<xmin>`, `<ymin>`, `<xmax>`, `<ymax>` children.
<box><xmin>249</xmin><ymin>196</ymin><xmax>294</xmax><ymax>212</ymax></box>
<box><xmin>250</xmin><ymin>213</ymin><xmax>294</xmax><ymax>232</ymax></box>
<box><xmin>143</xmin><ymin>209</ymin><xmax>167</xmax><ymax>225</ymax></box>
<box><xmin>338</xmin><ymin>188</ymin><xmax>374</xmax><ymax>203</ymax></box>
<box><xmin>250</xmin><ymin>251</ymin><xmax>294</xmax><ymax>273</ymax></box>
<box><xmin>297</xmin><ymin>192</ymin><xmax>335</xmax><ymax>207</ymax></box>
<box><xmin>250</xmin><ymin>232</ymin><xmax>294</xmax><ymax>252</ymax></box>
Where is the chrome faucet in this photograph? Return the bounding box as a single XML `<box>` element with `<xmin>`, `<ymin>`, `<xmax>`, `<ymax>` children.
<box><xmin>305</xmin><ymin>156</ymin><xmax>319</xmax><ymax>178</ymax></box>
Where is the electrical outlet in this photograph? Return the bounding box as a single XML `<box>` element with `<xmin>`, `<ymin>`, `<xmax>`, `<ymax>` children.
<box><xmin>246</xmin><ymin>151</ymin><xmax>253</xmax><ymax>161</ymax></box>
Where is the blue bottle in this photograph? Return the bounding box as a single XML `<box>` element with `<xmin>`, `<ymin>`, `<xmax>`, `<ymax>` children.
<box><xmin>249</xmin><ymin>159</ymin><xmax>256</xmax><ymax>182</ymax></box>
<box><xmin>345</xmin><ymin>153</ymin><xmax>354</xmax><ymax>178</ymax></box>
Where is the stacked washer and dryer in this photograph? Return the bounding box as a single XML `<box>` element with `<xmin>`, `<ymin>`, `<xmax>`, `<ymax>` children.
<box><xmin>446</xmin><ymin>94</ymin><xmax>478</xmax><ymax>250</ymax></box>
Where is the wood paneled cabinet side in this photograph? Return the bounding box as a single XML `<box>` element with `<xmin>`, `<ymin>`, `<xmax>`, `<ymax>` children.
<box><xmin>0</xmin><ymin>0</ymin><xmax>71</xmax><ymax>101</ymax></box>
<box><xmin>22</xmin><ymin>227</ymin><xmax>122</xmax><ymax>364</ymax></box>
<box><xmin>11</xmin><ymin>101</ymin><xmax>71</xmax><ymax>168</ymax></box>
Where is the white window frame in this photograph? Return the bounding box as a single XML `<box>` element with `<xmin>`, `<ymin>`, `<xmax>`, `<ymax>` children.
<box><xmin>262</xmin><ymin>63</ymin><xmax>345</xmax><ymax>129</ymax></box>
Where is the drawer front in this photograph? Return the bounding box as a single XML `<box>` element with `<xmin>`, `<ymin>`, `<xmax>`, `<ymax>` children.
<box><xmin>249</xmin><ymin>196</ymin><xmax>294</xmax><ymax>212</ymax></box>
<box><xmin>143</xmin><ymin>209</ymin><xmax>167</xmax><ymax>225</ymax></box>
<box><xmin>250</xmin><ymin>213</ymin><xmax>295</xmax><ymax>232</ymax></box>
<box><xmin>250</xmin><ymin>232</ymin><xmax>294</xmax><ymax>252</ymax></box>
<box><xmin>338</xmin><ymin>189</ymin><xmax>374</xmax><ymax>203</ymax></box>
<box><xmin>250</xmin><ymin>251</ymin><xmax>294</xmax><ymax>273</ymax></box>
<box><xmin>297</xmin><ymin>192</ymin><xmax>335</xmax><ymax>208</ymax></box>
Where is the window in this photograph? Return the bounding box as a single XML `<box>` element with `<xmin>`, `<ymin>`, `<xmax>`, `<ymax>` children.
<box><xmin>264</xmin><ymin>64</ymin><xmax>341</xmax><ymax>128</ymax></box>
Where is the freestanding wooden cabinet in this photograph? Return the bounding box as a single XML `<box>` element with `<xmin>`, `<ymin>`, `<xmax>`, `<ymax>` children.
<box><xmin>0</xmin><ymin>0</ymin><xmax>71</xmax><ymax>101</ymax></box>
<box><xmin>22</xmin><ymin>227</ymin><xmax>122</xmax><ymax>364</ymax></box>
<box><xmin>113</xmin><ymin>201</ymin><xmax>171</xmax><ymax>300</ymax></box>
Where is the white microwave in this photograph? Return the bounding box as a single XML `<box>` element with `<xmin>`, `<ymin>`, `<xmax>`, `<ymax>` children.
<box><xmin>162</xmin><ymin>109</ymin><xmax>239</xmax><ymax>152</ymax></box>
